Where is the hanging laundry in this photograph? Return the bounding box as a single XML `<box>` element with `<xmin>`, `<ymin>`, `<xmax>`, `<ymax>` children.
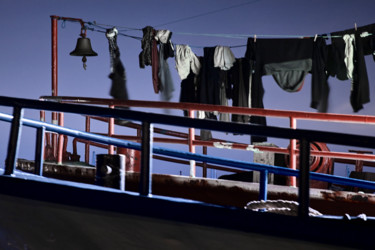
<box><xmin>199</xmin><ymin>46</ymin><xmax>235</xmax><ymax>140</ymax></box>
<box><xmin>179</xmin><ymin>54</ymin><xmax>202</xmax><ymax>117</ymax></box>
<box><xmin>200</xmin><ymin>47</ymin><xmax>222</xmax><ymax>107</ymax></box>
<box><xmin>343</xmin><ymin>34</ymin><xmax>355</xmax><ymax>80</ymax></box>
<box><xmin>106</xmin><ymin>28</ymin><xmax>128</xmax><ymax>101</ymax></box>
<box><xmin>245</xmin><ymin>37</ymin><xmax>329</xmax><ymax>142</ymax></box>
<box><xmin>175</xmin><ymin>45</ymin><xmax>201</xmax><ymax>80</ymax></box>
<box><xmin>155</xmin><ymin>30</ymin><xmax>175</xmax><ymax>101</ymax></box>
<box><xmin>328</xmin><ymin>23</ymin><xmax>375</xmax><ymax>112</ymax></box>
<box><xmin>139</xmin><ymin>26</ymin><xmax>160</xmax><ymax>93</ymax></box>
<box><xmin>139</xmin><ymin>26</ymin><xmax>154</xmax><ymax>68</ymax></box>
<box><xmin>246</xmin><ymin>37</ymin><xmax>329</xmax><ymax>112</ymax></box>
<box><xmin>311</xmin><ymin>37</ymin><xmax>329</xmax><ymax>112</ymax></box>
<box><xmin>218</xmin><ymin>70</ymin><xmax>231</xmax><ymax>122</ymax></box>
<box><xmin>214</xmin><ymin>46</ymin><xmax>236</xmax><ymax>70</ymax></box>
<box><xmin>179</xmin><ymin>69</ymin><xmax>201</xmax><ymax>104</ymax></box>
<box><xmin>228</xmin><ymin>58</ymin><xmax>252</xmax><ymax>124</ymax></box>
<box><xmin>214</xmin><ymin>46</ymin><xmax>235</xmax><ymax>122</ymax></box>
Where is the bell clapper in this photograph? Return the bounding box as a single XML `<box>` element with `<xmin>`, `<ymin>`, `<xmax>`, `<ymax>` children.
<box><xmin>82</xmin><ymin>56</ymin><xmax>87</xmax><ymax>70</ymax></box>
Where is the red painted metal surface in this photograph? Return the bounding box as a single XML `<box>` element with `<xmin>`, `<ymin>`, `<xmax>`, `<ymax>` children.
<box><xmin>108</xmin><ymin>105</ymin><xmax>115</xmax><ymax>155</ymax></box>
<box><xmin>50</xmin><ymin>16</ymin><xmax>58</xmax><ymax>97</ymax></box>
<box><xmin>57</xmin><ymin>112</ymin><xmax>64</xmax><ymax>164</ymax></box>
<box><xmin>50</xmin><ymin>16</ymin><xmax>58</xmax><ymax>159</ymax></box>
<box><xmin>188</xmin><ymin>110</ymin><xmax>196</xmax><ymax>177</ymax></box>
<box><xmin>117</xmin><ymin>147</ymin><xmax>141</xmax><ymax>172</ymax></box>
<box><xmin>38</xmin><ymin>96</ymin><xmax>375</xmax><ymax>125</ymax></box>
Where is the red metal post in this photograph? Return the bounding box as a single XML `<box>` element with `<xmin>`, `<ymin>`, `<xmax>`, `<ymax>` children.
<box><xmin>349</xmin><ymin>150</ymin><xmax>373</xmax><ymax>172</ymax></box>
<box><xmin>51</xmin><ymin>16</ymin><xmax>58</xmax><ymax>97</ymax></box>
<box><xmin>40</xmin><ymin>110</ymin><xmax>45</xmax><ymax>122</ymax></box>
<box><xmin>51</xmin><ymin>15</ymin><xmax>58</xmax><ymax>160</ymax></box>
<box><xmin>289</xmin><ymin>117</ymin><xmax>297</xmax><ymax>187</ymax></box>
<box><xmin>57</xmin><ymin>112</ymin><xmax>64</xmax><ymax>164</ymax></box>
<box><xmin>188</xmin><ymin>110</ymin><xmax>196</xmax><ymax>177</ymax></box>
<box><xmin>108</xmin><ymin>105</ymin><xmax>115</xmax><ymax>155</ymax></box>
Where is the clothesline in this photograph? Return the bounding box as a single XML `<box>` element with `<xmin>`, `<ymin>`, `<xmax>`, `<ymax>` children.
<box><xmin>60</xmin><ymin>17</ymin><xmax>373</xmax><ymax>50</ymax></box>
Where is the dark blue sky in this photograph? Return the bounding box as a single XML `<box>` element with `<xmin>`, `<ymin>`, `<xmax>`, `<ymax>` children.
<box><xmin>1</xmin><ymin>0</ymin><xmax>375</xmax><ymax>176</ymax></box>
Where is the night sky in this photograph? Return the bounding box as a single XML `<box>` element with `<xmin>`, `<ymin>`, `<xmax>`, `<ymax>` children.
<box><xmin>1</xmin><ymin>0</ymin><xmax>375</xmax><ymax>176</ymax></box>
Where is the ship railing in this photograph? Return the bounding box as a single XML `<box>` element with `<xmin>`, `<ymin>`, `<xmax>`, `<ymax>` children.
<box><xmin>1</xmin><ymin>96</ymin><xmax>375</xmax><ymax>218</ymax></box>
<box><xmin>39</xmin><ymin>96</ymin><xmax>375</xmax><ymax>186</ymax></box>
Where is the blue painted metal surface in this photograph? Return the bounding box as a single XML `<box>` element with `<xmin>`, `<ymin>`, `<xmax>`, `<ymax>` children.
<box><xmin>259</xmin><ymin>170</ymin><xmax>268</xmax><ymax>201</ymax></box>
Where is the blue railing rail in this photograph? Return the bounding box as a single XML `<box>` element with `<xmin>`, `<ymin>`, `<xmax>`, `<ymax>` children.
<box><xmin>1</xmin><ymin>96</ymin><xmax>375</xmax><ymax>218</ymax></box>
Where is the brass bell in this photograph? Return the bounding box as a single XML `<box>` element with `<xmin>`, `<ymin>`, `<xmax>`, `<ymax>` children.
<box><xmin>70</xmin><ymin>37</ymin><xmax>98</xmax><ymax>57</ymax></box>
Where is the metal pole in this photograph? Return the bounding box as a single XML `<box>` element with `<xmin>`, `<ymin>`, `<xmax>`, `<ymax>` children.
<box><xmin>202</xmin><ymin>146</ymin><xmax>207</xmax><ymax>178</ymax></box>
<box><xmin>139</xmin><ymin>121</ymin><xmax>153</xmax><ymax>196</ymax></box>
<box><xmin>289</xmin><ymin>117</ymin><xmax>297</xmax><ymax>187</ymax></box>
<box><xmin>298</xmin><ymin>138</ymin><xmax>310</xmax><ymax>218</ymax></box>
<box><xmin>51</xmin><ymin>15</ymin><xmax>58</xmax><ymax>97</ymax></box>
<box><xmin>51</xmin><ymin>15</ymin><xmax>58</xmax><ymax>160</ymax></box>
<box><xmin>259</xmin><ymin>170</ymin><xmax>268</xmax><ymax>201</ymax></box>
<box><xmin>85</xmin><ymin>116</ymin><xmax>91</xmax><ymax>163</ymax></box>
<box><xmin>34</xmin><ymin>126</ymin><xmax>45</xmax><ymax>176</ymax></box>
<box><xmin>57</xmin><ymin>112</ymin><xmax>64</xmax><ymax>164</ymax></box>
<box><xmin>108</xmin><ymin>105</ymin><xmax>115</xmax><ymax>155</ymax></box>
<box><xmin>188</xmin><ymin>110</ymin><xmax>196</xmax><ymax>177</ymax></box>
<box><xmin>5</xmin><ymin>106</ymin><xmax>24</xmax><ymax>175</ymax></box>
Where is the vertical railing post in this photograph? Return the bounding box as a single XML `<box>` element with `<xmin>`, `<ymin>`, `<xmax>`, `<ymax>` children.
<box><xmin>259</xmin><ymin>170</ymin><xmax>268</xmax><ymax>201</ymax></box>
<box><xmin>108</xmin><ymin>105</ymin><xmax>115</xmax><ymax>155</ymax></box>
<box><xmin>139</xmin><ymin>121</ymin><xmax>153</xmax><ymax>196</ymax></box>
<box><xmin>202</xmin><ymin>146</ymin><xmax>208</xmax><ymax>178</ymax></box>
<box><xmin>34</xmin><ymin>126</ymin><xmax>46</xmax><ymax>176</ymax></box>
<box><xmin>298</xmin><ymin>138</ymin><xmax>310</xmax><ymax>218</ymax></box>
<box><xmin>289</xmin><ymin>117</ymin><xmax>297</xmax><ymax>187</ymax></box>
<box><xmin>57</xmin><ymin>112</ymin><xmax>64</xmax><ymax>164</ymax></box>
<box><xmin>5</xmin><ymin>106</ymin><xmax>24</xmax><ymax>175</ymax></box>
<box><xmin>85</xmin><ymin>116</ymin><xmax>91</xmax><ymax>163</ymax></box>
<box><xmin>188</xmin><ymin>110</ymin><xmax>196</xmax><ymax>177</ymax></box>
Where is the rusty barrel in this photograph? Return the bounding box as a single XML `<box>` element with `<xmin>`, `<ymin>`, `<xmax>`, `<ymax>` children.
<box><xmin>117</xmin><ymin>148</ymin><xmax>141</xmax><ymax>172</ymax></box>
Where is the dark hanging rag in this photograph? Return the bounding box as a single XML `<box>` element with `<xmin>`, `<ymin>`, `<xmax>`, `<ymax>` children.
<box><xmin>106</xmin><ymin>28</ymin><xmax>129</xmax><ymax>101</ymax></box>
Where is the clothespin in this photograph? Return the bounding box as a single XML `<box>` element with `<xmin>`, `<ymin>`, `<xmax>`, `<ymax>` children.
<box><xmin>254</xmin><ymin>34</ymin><xmax>257</xmax><ymax>42</ymax></box>
<box><xmin>314</xmin><ymin>34</ymin><xmax>318</xmax><ymax>42</ymax></box>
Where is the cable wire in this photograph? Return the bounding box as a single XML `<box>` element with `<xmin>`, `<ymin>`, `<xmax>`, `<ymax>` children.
<box><xmin>154</xmin><ymin>0</ymin><xmax>261</xmax><ymax>27</ymax></box>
